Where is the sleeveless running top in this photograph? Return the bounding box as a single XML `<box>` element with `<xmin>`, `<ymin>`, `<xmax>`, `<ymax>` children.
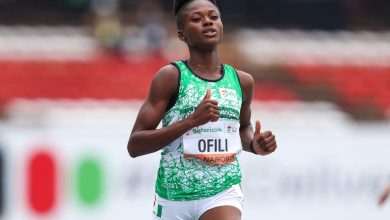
<box><xmin>155</xmin><ymin>60</ymin><xmax>243</xmax><ymax>201</ymax></box>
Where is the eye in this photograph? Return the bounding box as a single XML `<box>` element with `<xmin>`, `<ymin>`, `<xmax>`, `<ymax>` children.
<box><xmin>210</xmin><ymin>15</ymin><xmax>219</xmax><ymax>20</ymax></box>
<box><xmin>191</xmin><ymin>17</ymin><xmax>201</xmax><ymax>23</ymax></box>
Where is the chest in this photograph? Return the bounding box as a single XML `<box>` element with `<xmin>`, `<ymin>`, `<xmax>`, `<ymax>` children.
<box><xmin>178</xmin><ymin>80</ymin><xmax>241</xmax><ymax>110</ymax></box>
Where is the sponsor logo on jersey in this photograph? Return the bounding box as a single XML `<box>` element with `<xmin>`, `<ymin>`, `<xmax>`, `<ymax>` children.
<box><xmin>219</xmin><ymin>88</ymin><xmax>237</xmax><ymax>102</ymax></box>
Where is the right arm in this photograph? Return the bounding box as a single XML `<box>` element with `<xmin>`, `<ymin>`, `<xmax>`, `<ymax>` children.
<box><xmin>127</xmin><ymin>65</ymin><xmax>219</xmax><ymax>158</ymax></box>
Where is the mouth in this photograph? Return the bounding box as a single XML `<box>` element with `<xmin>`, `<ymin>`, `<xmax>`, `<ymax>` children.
<box><xmin>202</xmin><ymin>28</ymin><xmax>217</xmax><ymax>37</ymax></box>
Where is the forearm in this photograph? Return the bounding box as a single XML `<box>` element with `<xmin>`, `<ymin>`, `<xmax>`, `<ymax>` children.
<box><xmin>128</xmin><ymin>118</ymin><xmax>194</xmax><ymax>158</ymax></box>
<box><xmin>240</xmin><ymin>124</ymin><xmax>254</xmax><ymax>153</ymax></box>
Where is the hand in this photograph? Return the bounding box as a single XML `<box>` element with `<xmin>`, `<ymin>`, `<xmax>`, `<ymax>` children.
<box><xmin>188</xmin><ymin>89</ymin><xmax>220</xmax><ymax>127</ymax></box>
<box><xmin>252</xmin><ymin>120</ymin><xmax>277</xmax><ymax>156</ymax></box>
<box><xmin>378</xmin><ymin>185</ymin><xmax>390</xmax><ymax>206</ymax></box>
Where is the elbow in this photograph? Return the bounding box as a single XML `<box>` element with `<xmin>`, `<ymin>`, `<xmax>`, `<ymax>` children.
<box><xmin>127</xmin><ymin>142</ymin><xmax>139</xmax><ymax>158</ymax></box>
<box><xmin>128</xmin><ymin>147</ymin><xmax>138</xmax><ymax>158</ymax></box>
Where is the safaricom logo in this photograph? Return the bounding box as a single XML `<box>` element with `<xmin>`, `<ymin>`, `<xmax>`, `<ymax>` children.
<box><xmin>192</xmin><ymin>127</ymin><xmax>222</xmax><ymax>134</ymax></box>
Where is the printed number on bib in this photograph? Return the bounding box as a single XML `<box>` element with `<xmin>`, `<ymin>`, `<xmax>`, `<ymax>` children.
<box><xmin>183</xmin><ymin>120</ymin><xmax>242</xmax><ymax>165</ymax></box>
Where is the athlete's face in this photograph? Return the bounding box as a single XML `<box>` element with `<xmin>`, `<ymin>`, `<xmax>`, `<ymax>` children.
<box><xmin>179</xmin><ymin>0</ymin><xmax>223</xmax><ymax>50</ymax></box>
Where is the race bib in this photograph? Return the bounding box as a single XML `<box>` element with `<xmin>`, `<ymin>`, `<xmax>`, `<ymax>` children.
<box><xmin>183</xmin><ymin>120</ymin><xmax>242</xmax><ymax>165</ymax></box>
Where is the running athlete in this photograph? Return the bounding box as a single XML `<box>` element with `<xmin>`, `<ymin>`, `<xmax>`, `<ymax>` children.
<box><xmin>127</xmin><ymin>0</ymin><xmax>277</xmax><ymax>219</ymax></box>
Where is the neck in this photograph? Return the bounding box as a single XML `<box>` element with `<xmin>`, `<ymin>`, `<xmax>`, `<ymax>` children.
<box><xmin>188</xmin><ymin>49</ymin><xmax>221</xmax><ymax>73</ymax></box>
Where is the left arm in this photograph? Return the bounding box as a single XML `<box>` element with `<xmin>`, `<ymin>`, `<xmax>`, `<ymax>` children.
<box><xmin>237</xmin><ymin>70</ymin><xmax>277</xmax><ymax>155</ymax></box>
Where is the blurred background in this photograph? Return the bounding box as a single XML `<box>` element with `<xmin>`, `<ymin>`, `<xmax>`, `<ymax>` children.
<box><xmin>0</xmin><ymin>0</ymin><xmax>390</xmax><ymax>219</ymax></box>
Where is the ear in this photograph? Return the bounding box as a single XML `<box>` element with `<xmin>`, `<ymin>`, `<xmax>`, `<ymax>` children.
<box><xmin>178</xmin><ymin>31</ymin><xmax>187</xmax><ymax>42</ymax></box>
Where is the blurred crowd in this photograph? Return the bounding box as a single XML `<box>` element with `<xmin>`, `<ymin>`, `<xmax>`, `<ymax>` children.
<box><xmin>0</xmin><ymin>0</ymin><xmax>390</xmax><ymax>120</ymax></box>
<box><xmin>0</xmin><ymin>0</ymin><xmax>390</xmax><ymax>30</ymax></box>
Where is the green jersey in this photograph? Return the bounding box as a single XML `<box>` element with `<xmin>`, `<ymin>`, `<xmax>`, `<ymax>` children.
<box><xmin>155</xmin><ymin>60</ymin><xmax>243</xmax><ymax>200</ymax></box>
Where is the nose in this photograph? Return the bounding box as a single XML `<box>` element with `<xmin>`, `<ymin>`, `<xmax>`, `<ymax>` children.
<box><xmin>203</xmin><ymin>18</ymin><xmax>213</xmax><ymax>26</ymax></box>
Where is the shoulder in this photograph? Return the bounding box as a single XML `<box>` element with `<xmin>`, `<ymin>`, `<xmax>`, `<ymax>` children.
<box><xmin>153</xmin><ymin>63</ymin><xmax>180</xmax><ymax>82</ymax></box>
<box><xmin>234</xmin><ymin>69</ymin><xmax>254</xmax><ymax>102</ymax></box>
<box><xmin>148</xmin><ymin>63</ymin><xmax>180</xmax><ymax>101</ymax></box>
<box><xmin>235</xmin><ymin>69</ymin><xmax>254</xmax><ymax>89</ymax></box>
<box><xmin>224</xmin><ymin>64</ymin><xmax>254</xmax><ymax>88</ymax></box>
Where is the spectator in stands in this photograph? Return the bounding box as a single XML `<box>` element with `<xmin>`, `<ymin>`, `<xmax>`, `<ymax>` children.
<box><xmin>135</xmin><ymin>1</ymin><xmax>167</xmax><ymax>57</ymax></box>
<box><xmin>91</xmin><ymin>0</ymin><xmax>123</xmax><ymax>55</ymax></box>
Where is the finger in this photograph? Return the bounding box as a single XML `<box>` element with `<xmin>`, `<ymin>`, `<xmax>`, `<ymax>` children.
<box><xmin>208</xmin><ymin>108</ymin><xmax>220</xmax><ymax>116</ymax></box>
<box><xmin>255</xmin><ymin>120</ymin><xmax>261</xmax><ymax>137</ymax></box>
<box><xmin>267</xmin><ymin>146</ymin><xmax>277</xmax><ymax>153</ymax></box>
<box><xmin>203</xmin><ymin>88</ymin><xmax>211</xmax><ymax>100</ymax></box>
<box><xmin>261</xmin><ymin>131</ymin><xmax>273</xmax><ymax>138</ymax></box>
<box><xmin>256</xmin><ymin>134</ymin><xmax>275</xmax><ymax>146</ymax></box>
<box><xmin>258</xmin><ymin>139</ymin><xmax>276</xmax><ymax>149</ymax></box>
<box><xmin>205</xmin><ymin>103</ymin><xmax>219</xmax><ymax>112</ymax></box>
<box><xmin>264</xmin><ymin>141</ymin><xmax>277</xmax><ymax>152</ymax></box>
<box><xmin>210</xmin><ymin>111</ymin><xmax>220</xmax><ymax>122</ymax></box>
<box><xmin>208</xmin><ymin>100</ymin><xmax>219</xmax><ymax>106</ymax></box>
<box><xmin>210</xmin><ymin>115</ymin><xmax>219</xmax><ymax>122</ymax></box>
<box><xmin>264</xmin><ymin>134</ymin><xmax>275</xmax><ymax>144</ymax></box>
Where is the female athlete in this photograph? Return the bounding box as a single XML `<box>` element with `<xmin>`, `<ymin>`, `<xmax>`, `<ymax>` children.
<box><xmin>128</xmin><ymin>0</ymin><xmax>277</xmax><ymax>219</ymax></box>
